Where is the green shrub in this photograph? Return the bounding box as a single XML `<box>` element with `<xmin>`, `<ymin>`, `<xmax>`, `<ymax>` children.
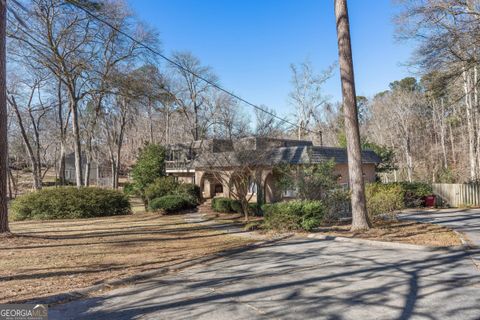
<box><xmin>212</xmin><ymin>197</ymin><xmax>234</xmax><ymax>212</ymax></box>
<box><xmin>144</xmin><ymin>177</ymin><xmax>179</xmax><ymax>202</ymax></box>
<box><xmin>365</xmin><ymin>183</ymin><xmax>405</xmax><ymax>218</ymax></box>
<box><xmin>149</xmin><ymin>194</ymin><xmax>195</xmax><ymax>213</ymax></box>
<box><xmin>248</xmin><ymin>203</ymin><xmax>263</xmax><ymax>216</ymax></box>
<box><xmin>211</xmin><ymin>197</ymin><xmax>243</xmax><ymax>213</ymax></box>
<box><xmin>11</xmin><ymin>187</ymin><xmax>131</xmax><ymax>221</ymax></box>
<box><xmin>131</xmin><ymin>144</ymin><xmax>166</xmax><ymax>202</ymax></box>
<box><xmin>175</xmin><ymin>183</ymin><xmax>202</xmax><ymax>203</ymax></box>
<box><xmin>365</xmin><ymin>182</ymin><xmax>432</xmax><ymax>215</ymax></box>
<box><xmin>323</xmin><ymin>189</ymin><xmax>351</xmax><ymax>222</ymax></box>
<box><xmin>263</xmin><ymin>200</ymin><xmax>325</xmax><ymax>232</ymax></box>
<box><xmin>123</xmin><ymin>182</ymin><xmax>136</xmax><ymax>195</ymax></box>
<box><xmin>230</xmin><ymin>200</ymin><xmax>243</xmax><ymax>213</ymax></box>
<box><xmin>398</xmin><ymin>182</ymin><xmax>432</xmax><ymax>207</ymax></box>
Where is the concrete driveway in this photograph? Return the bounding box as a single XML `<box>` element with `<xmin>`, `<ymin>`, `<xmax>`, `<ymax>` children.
<box><xmin>50</xmin><ymin>237</ymin><xmax>480</xmax><ymax>320</ymax></box>
<box><xmin>400</xmin><ymin>208</ymin><xmax>480</xmax><ymax>247</ymax></box>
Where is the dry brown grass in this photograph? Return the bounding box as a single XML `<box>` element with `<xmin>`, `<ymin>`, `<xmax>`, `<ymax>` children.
<box><xmin>0</xmin><ymin>212</ymin><xmax>253</xmax><ymax>303</ymax></box>
<box><xmin>315</xmin><ymin>219</ymin><xmax>462</xmax><ymax>247</ymax></box>
<box><xmin>208</xmin><ymin>212</ymin><xmax>461</xmax><ymax>247</ymax></box>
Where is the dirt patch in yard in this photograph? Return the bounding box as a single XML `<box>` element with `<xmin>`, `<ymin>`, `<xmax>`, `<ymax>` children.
<box><xmin>0</xmin><ymin>212</ymin><xmax>253</xmax><ymax>303</ymax></box>
<box><xmin>314</xmin><ymin>219</ymin><xmax>462</xmax><ymax>247</ymax></box>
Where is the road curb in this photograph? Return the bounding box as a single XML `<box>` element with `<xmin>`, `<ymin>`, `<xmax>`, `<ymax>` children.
<box><xmin>26</xmin><ymin>235</ymin><xmax>288</xmax><ymax>307</ymax></box>
<box><xmin>306</xmin><ymin>233</ymin><xmax>469</xmax><ymax>252</ymax></box>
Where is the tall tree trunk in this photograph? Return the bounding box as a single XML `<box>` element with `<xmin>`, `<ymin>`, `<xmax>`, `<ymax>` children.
<box><xmin>8</xmin><ymin>167</ymin><xmax>16</xmax><ymax>199</ymax></box>
<box><xmin>405</xmin><ymin>136</ymin><xmax>413</xmax><ymax>182</ymax></box>
<box><xmin>57</xmin><ymin>80</ymin><xmax>66</xmax><ymax>185</ymax></box>
<box><xmin>334</xmin><ymin>0</ymin><xmax>370</xmax><ymax>231</ymax></box>
<box><xmin>165</xmin><ymin>110</ymin><xmax>170</xmax><ymax>145</ymax></box>
<box><xmin>148</xmin><ymin>101</ymin><xmax>154</xmax><ymax>144</ymax></box>
<box><xmin>110</xmin><ymin>151</ymin><xmax>116</xmax><ymax>189</ymax></box>
<box><xmin>0</xmin><ymin>1</ymin><xmax>9</xmax><ymax>233</ymax></box>
<box><xmin>194</xmin><ymin>103</ymin><xmax>199</xmax><ymax>141</ymax></box>
<box><xmin>9</xmin><ymin>97</ymin><xmax>41</xmax><ymax>189</ymax></box>
<box><xmin>84</xmin><ymin>161</ymin><xmax>91</xmax><ymax>186</ymax></box>
<box><xmin>440</xmin><ymin>99</ymin><xmax>448</xmax><ymax>169</ymax></box>
<box><xmin>7</xmin><ymin>165</ymin><xmax>12</xmax><ymax>200</ymax></box>
<box><xmin>462</xmin><ymin>68</ymin><xmax>477</xmax><ymax>181</ymax></box>
<box><xmin>70</xmin><ymin>98</ymin><xmax>83</xmax><ymax>187</ymax></box>
<box><xmin>449</xmin><ymin>121</ymin><xmax>456</xmax><ymax>167</ymax></box>
<box><xmin>59</xmin><ymin>140</ymin><xmax>66</xmax><ymax>184</ymax></box>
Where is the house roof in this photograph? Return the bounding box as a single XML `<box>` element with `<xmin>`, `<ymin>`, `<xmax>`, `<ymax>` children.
<box><xmin>310</xmin><ymin>147</ymin><xmax>382</xmax><ymax>164</ymax></box>
<box><xmin>193</xmin><ymin>146</ymin><xmax>381</xmax><ymax>168</ymax></box>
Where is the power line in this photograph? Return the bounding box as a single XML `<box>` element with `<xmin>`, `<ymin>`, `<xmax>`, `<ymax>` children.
<box><xmin>68</xmin><ymin>1</ymin><xmax>323</xmax><ymax>137</ymax></box>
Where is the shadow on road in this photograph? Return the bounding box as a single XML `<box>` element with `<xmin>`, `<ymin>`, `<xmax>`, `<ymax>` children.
<box><xmin>51</xmin><ymin>238</ymin><xmax>480</xmax><ymax>320</ymax></box>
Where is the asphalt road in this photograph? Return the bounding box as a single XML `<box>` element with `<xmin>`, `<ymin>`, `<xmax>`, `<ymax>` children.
<box><xmin>50</xmin><ymin>237</ymin><xmax>480</xmax><ymax>320</ymax></box>
<box><xmin>400</xmin><ymin>208</ymin><xmax>480</xmax><ymax>247</ymax></box>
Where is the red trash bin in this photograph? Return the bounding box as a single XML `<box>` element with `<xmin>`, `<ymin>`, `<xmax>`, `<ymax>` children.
<box><xmin>424</xmin><ymin>195</ymin><xmax>436</xmax><ymax>207</ymax></box>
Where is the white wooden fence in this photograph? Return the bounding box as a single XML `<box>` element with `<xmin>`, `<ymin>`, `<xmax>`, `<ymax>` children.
<box><xmin>432</xmin><ymin>183</ymin><xmax>480</xmax><ymax>207</ymax></box>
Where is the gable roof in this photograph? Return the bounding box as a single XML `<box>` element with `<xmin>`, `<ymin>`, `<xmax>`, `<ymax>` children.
<box><xmin>194</xmin><ymin>146</ymin><xmax>381</xmax><ymax>168</ymax></box>
<box><xmin>310</xmin><ymin>147</ymin><xmax>382</xmax><ymax>164</ymax></box>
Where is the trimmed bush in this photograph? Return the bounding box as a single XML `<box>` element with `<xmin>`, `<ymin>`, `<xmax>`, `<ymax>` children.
<box><xmin>144</xmin><ymin>176</ymin><xmax>179</xmax><ymax>202</ymax></box>
<box><xmin>175</xmin><ymin>183</ymin><xmax>202</xmax><ymax>203</ymax></box>
<box><xmin>365</xmin><ymin>183</ymin><xmax>405</xmax><ymax>218</ymax></box>
<box><xmin>263</xmin><ymin>200</ymin><xmax>325</xmax><ymax>231</ymax></box>
<box><xmin>11</xmin><ymin>187</ymin><xmax>131</xmax><ymax>221</ymax></box>
<box><xmin>212</xmin><ymin>197</ymin><xmax>233</xmax><ymax>212</ymax></box>
<box><xmin>149</xmin><ymin>194</ymin><xmax>196</xmax><ymax>213</ymax></box>
<box><xmin>211</xmin><ymin>197</ymin><xmax>243</xmax><ymax>213</ymax></box>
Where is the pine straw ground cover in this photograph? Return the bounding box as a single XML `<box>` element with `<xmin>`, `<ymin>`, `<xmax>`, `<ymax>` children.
<box><xmin>209</xmin><ymin>212</ymin><xmax>461</xmax><ymax>247</ymax></box>
<box><xmin>0</xmin><ymin>212</ymin><xmax>253</xmax><ymax>303</ymax></box>
<box><xmin>314</xmin><ymin>220</ymin><xmax>462</xmax><ymax>247</ymax></box>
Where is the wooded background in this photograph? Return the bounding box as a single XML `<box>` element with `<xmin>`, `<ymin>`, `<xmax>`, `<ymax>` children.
<box><xmin>5</xmin><ymin>0</ymin><xmax>480</xmax><ymax>191</ymax></box>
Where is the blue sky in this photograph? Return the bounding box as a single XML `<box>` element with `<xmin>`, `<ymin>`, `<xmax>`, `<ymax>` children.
<box><xmin>128</xmin><ymin>0</ymin><xmax>414</xmax><ymax>117</ymax></box>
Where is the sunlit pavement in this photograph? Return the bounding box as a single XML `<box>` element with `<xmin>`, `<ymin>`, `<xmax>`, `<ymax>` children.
<box><xmin>50</xmin><ymin>237</ymin><xmax>480</xmax><ymax>320</ymax></box>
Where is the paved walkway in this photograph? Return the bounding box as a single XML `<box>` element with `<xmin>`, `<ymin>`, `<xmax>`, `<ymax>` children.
<box><xmin>50</xmin><ymin>237</ymin><xmax>480</xmax><ymax>319</ymax></box>
<box><xmin>400</xmin><ymin>208</ymin><xmax>480</xmax><ymax>247</ymax></box>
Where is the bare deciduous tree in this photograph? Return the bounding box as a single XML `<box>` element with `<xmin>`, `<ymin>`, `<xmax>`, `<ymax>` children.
<box><xmin>170</xmin><ymin>52</ymin><xmax>218</xmax><ymax>141</ymax></box>
<box><xmin>289</xmin><ymin>59</ymin><xmax>333</xmax><ymax>140</ymax></box>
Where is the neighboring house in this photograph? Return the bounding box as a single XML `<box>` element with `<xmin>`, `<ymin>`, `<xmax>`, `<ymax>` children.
<box><xmin>166</xmin><ymin>137</ymin><xmax>381</xmax><ymax>203</ymax></box>
<box><xmin>65</xmin><ymin>153</ymin><xmax>111</xmax><ymax>186</ymax></box>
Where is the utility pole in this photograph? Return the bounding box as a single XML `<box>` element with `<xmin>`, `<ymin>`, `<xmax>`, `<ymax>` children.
<box><xmin>334</xmin><ymin>0</ymin><xmax>370</xmax><ymax>231</ymax></box>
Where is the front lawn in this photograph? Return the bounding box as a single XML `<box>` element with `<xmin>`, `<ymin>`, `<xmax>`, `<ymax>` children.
<box><xmin>0</xmin><ymin>212</ymin><xmax>253</xmax><ymax>303</ymax></box>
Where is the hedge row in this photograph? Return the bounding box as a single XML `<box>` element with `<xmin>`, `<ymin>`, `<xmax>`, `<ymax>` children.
<box><xmin>11</xmin><ymin>187</ymin><xmax>131</xmax><ymax>221</ymax></box>
<box><xmin>211</xmin><ymin>197</ymin><xmax>241</xmax><ymax>213</ymax></box>
<box><xmin>149</xmin><ymin>194</ymin><xmax>197</xmax><ymax>214</ymax></box>
<box><xmin>211</xmin><ymin>197</ymin><xmax>262</xmax><ymax>216</ymax></box>
<box><xmin>262</xmin><ymin>200</ymin><xmax>325</xmax><ymax>232</ymax></box>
